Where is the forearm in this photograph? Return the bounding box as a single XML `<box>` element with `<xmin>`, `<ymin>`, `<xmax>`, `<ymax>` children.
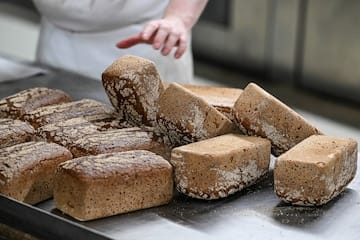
<box><xmin>164</xmin><ymin>0</ymin><xmax>208</xmax><ymax>31</ymax></box>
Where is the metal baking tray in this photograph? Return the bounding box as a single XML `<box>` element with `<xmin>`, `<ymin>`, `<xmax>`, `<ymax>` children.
<box><xmin>0</xmin><ymin>67</ymin><xmax>359</xmax><ymax>240</ymax></box>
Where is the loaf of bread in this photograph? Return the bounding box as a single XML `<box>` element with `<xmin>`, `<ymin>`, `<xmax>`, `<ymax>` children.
<box><xmin>0</xmin><ymin>118</ymin><xmax>35</xmax><ymax>148</ymax></box>
<box><xmin>0</xmin><ymin>141</ymin><xmax>72</xmax><ymax>204</ymax></box>
<box><xmin>54</xmin><ymin>150</ymin><xmax>173</xmax><ymax>221</ymax></box>
<box><xmin>156</xmin><ymin>83</ymin><xmax>236</xmax><ymax>147</ymax></box>
<box><xmin>23</xmin><ymin>99</ymin><xmax>114</xmax><ymax>129</ymax></box>
<box><xmin>70</xmin><ymin>127</ymin><xmax>167</xmax><ymax>158</ymax></box>
<box><xmin>183</xmin><ymin>84</ymin><xmax>243</xmax><ymax>122</ymax></box>
<box><xmin>233</xmin><ymin>83</ymin><xmax>322</xmax><ymax>156</ymax></box>
<box><xmin>36</xmin><ymin>117</ymin><xmax>100</xmax><ymax>148</ymax></box>
<box><xmin>0</xmin><ymin>87</ymin><xmax>71</xmax><ymax>119</ymax></box>
<box><xmin>274</xmin><ymin>135</ymin><xmax>357</xmax><ymax>206</ymax></box>
<box><xmin>102</xmin><ymin>55</ymin><xmax>165</xmax><ymax>127</ymax></box>
<box><xmin>171</xmin><ymin>134</ymin><xmax>271</xmax><ymax>199</ymax></box>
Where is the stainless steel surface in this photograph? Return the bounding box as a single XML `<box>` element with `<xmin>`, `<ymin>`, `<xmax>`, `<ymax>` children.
<box><xmin>0</xmin><ymin>66</ymin><xmax>359</xmax><ymax>240</ymax></box>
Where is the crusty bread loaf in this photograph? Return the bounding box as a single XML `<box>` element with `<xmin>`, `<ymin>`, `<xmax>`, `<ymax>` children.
<box><xmin>233</xmin><ymin>83</ymin><xmax>322</xmax><ymax>156</ymax></box>
<box><xmin>0</xmin><ymin>87</ymin><xmax>71</xmax><ymax>119</ymax></box>
<box><xmin>182</xmin><ymin>84</ymin><xmax>243</xmax><ymax>121</ymax></box>
<box><xmin>70</xmin><ymin>127</ymin><xmax>167</xmax><ymax>158</ymax></box>
<box><xmin>156</xmin><ymin>83</ymin><xmax>236</xmax><ymax>147</ymax></box>
<box><xmin>36</xmin><ymin>117</ymin><xmax>100</xmax><ymax>148</ymax></box>
<box><xmin>0</xmin><ymin>141</ymin><xmax>72</xmax><ymax>204</ymax></box>
<box><xmin>274</xmin><ymin>135</ymin><xmax>357</xmax><ymax>206</ymax></box>
<box><xmin>23</xmin><ymin>99</ymin><xmax>114</xmax><ymax>129</ymax></box>
<box><xmin>171</xmin><ymin>134</ymin><xmax>271</xmax><ymax>199</ymax></box>
<box><xmin>102</xmin><ymin>55</ymin><xmax>165</xmax><ymax>127</ymax></box>
<box><xmin>54</xmin><ymin>150</ymin><xmax>173</xmax><ymax>221</ymax></box>
<box><xmin>0</xmin><ymin>118</ymin><xmax>35</xmax><ymax>148</ymax></box>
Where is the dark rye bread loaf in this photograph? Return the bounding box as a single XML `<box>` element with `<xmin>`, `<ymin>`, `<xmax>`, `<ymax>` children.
<box><xmin>23</xmin><ymin>99</ymin><xmax>115</xmax><ymax>129</ymax></box>
<box><xmin>102</xmin><ymin>55</ymin><xmax>165</xmax><ymax>127</ymax></box>
<box><xmin>70</xmin><ymin>127</ymin><xmax>169</xmax><ymax>158</ymax></box>
<box><xmin>0</xmin><ymin>87</ymin><xmax>71</xmax><ymax>119</ymax></box>
<box><xmin>233</xmin><ymin>83</ymin><xmax>322</xmax><ymax>156</ymax></box>
<box><xmin>36</xmin><ymin>117</ymin><xmax>100</xmax><ymax>148</ymax></box>
<box><xmin>0</xmin><ymin>118</ymin><xmax>35</xmax><ymax>148</ymax></box>
<box><xmin>54</xmin><ymin>150</ymin><xmax>173</xmax><ymax>221</ymax></box>
<box><xmin>0</xmin><ymin>141</ymin><xmax>72</xmax><ymax>204</ymax></box>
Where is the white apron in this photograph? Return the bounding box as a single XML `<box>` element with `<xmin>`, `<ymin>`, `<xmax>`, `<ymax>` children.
<box><xmin>32</xmin><ymin>0</ymin><xmax>194</xmax><ymax>83</ymax></box>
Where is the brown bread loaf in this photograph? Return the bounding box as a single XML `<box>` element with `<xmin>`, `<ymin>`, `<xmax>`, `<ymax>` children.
<box><xmin>70</xmin><ymin>127</ymin><xmax>168</xmax><ymax>158</ymax></box>
<box><xmin>171</xmin><ymin>134</ymin><xmax>271</xmax><ymax>199</ymax></box>
<box><xmin>233</xmin><ymin>83</ymin><xmax>322</xmax><ymax>156</ymax></box>
<box><xmin>156</xmin><ymin>83</ymin><xmax>236</xmax><ymax>147</ymax></box>
<box><xmin>36</xmin><ymin>117</ymin><xmax>100</xmax><ymax>148</ymax></box>
<box><xmin>23</xmin><ymin>99</ymin><xmax>114</xmax><ymax>129</ymax></box>
<box><xmin>102</xmin><ymin>55</ymin><xmax>165</xmax><ymax>127</ymax></box>
<box><xmin>0</xmin><ymin>118</ymin><xmax>35</xmax><ymax>148</ymax></box>
<box><xmin>0</xmin><ymin>87</ymin><xmax>71</xmax><ymax>119</ymax></box>
<box><xmin>54</xmin><ymin>150</ymin><xmax>173</xmax><ymax>221</ymax></box>
<box><xmin>0</xmin><ymin>141</ymin><xmax>72</xmax><ymax>204</ymax></box>
<box><xmin>274</xmin><ymin>135</ymin><xmax>357</xmax><ymax>206</ymax></box>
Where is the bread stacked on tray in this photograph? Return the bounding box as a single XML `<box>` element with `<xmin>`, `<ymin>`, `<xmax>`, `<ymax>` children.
<box><xmin>1</xmin><ymin>55</ymin><xmax>357</xmax><ymax>222</ymax></box>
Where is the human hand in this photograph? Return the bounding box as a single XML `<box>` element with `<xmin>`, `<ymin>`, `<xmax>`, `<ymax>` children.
<box><xmin>116</xmin><ymin>16</ymin><xmax>188</xmax><ymax>59</ymax></box>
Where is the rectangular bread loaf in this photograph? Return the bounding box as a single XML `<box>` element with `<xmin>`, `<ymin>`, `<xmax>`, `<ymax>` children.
<box><xmin>54</xmin><ymin>150</ymin><xmax>173</xmax><ymax>221</ymax></box>
<box><xmin>156</xmin><ymin>83</ymin><xmax>236</xmax><ymax>147</ymax></box>
<box><xmin>23</xmin><ymin>99</ymin><xmax>114</xmax><ymax>129</ymax></box>
<box><xmin>0</xmin><ymin>87</ymin><xmax>71</xmax><ymax>119</ymax></box>
<box><xmin>0</xmin><ymin>141</ymin><xmax>73</xmax><ymax>204</ymax></box>
<box><xmin>0</xmin><ymin>119</ymin><xmax>34</xmax><ymax>148</ymax></box>
<box><xmin>70</xmin><ymin>127</ymin><xmax>168</xmax><ymax>158</ymax></box>
<box><xmin>102</xmin><ymin>55</ymin><xmax>165</xmax><ymax>127</ymax></box>
<box><xmin>36</xmin><ymin>117</ymin><xmax>100</xmax><ymax>148</ymax></box>
<box><xmin>233</xmin><ymin>83</ymin><xmax>322</xmax><ymax>156</ymax></box>
<box><xmin>171</xmin><ymin>134</ymin><xmax>271</xmax><ymax>200</ymax></box>
<box><xmin>274</xmin><ymin>135</ymin><xmax>357</xmax><ymax>206</ymax></box>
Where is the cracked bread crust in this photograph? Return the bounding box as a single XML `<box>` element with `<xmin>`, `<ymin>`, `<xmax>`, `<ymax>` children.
<box><xmin>0</xmin><ymin>87</ymin><xmax>71</xmax><ymax>119</ymax></box>
<box><xmin>0</xmin><ymin>141</ymin><xmax>72</xmax><ymax>204</ymax></box>
<box><xmin>23</xmin><ymin>99</ymin><xmax>114</xmax><ymax>129</ymax></box>
<box><xmin>102</xmin><ymin>55</ymin><xmax>165</xmax><ymax>127</ymax></box>
<box><xmin>0</xmin><ymin>119</ymin><xmax>35</xmax><ymax>148</ymax></box>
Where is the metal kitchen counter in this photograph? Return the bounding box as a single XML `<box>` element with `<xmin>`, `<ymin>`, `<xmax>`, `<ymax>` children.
<box><xmin>0</xmin><ymin>66</ymin><xmax>359</xmax><ymax>240</ymax></box>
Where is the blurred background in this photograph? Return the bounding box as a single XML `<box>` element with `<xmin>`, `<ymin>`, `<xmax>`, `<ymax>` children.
<box><xmin>0</xmin><ymin>0</ymin><xmax>359</xmax><ymax>139</ymax></box>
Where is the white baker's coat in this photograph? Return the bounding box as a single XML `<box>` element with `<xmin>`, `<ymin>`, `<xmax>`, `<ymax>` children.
<box><xmin>32</xmin><ymin>0</ymin><xmax>194</xmax><ymax>83</ymax></box>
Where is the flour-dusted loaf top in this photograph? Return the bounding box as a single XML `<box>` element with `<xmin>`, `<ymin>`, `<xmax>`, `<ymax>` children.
<box><xmin>70</xmin><ymin>127</ymin><xmax>166</xmax><ymax>157</ymax></box>
<box><xmin>0</xmin><ymin>141</ymin><xmax>72</xmax><ymax>204</ymax></box>
<box><xmin>0</xmin><ymin>118</ymin><xmax>35</xmax><ymax>148</ymax></box>
<box><xmin>36</xmin><ymin>117</ymin><xmax>100</xmax><ymax>148</ymax></box>
<box><xmin>102</xmin><ymin>55</ymin><xmax>165</xmax><ymax>127</ymax></box>
<box><xmin>171</xmin><ymin>134</ymin><xmax>271</xmax><ymax>199</ymax></box>
<box><xmin>274</xmin><ymin>135</ymin><xmax>357</xmax><ymax>206</ymax></box>
<box><xmin>23</xmin><ymin>99</ymin><xmax>114</xmax><ymax>129</ymax></box>
<box><xmin>54</xmin><ymin>150</ymin><xmax>173</xmax><ymax>221</ymax></box>
<box><xmin>233</xmin><ymin>83</ymin><xmax>322</xmax><ymax>156</ymax></box>
<box><xmin>0</xmin><ymin>87</ymin><xmax>71</xmax><ymax>119</ymax></box>
<box><xmin>156</xmin><ymin>83</ymin><xmax>236</xmax><ymax>147</ymax></box>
